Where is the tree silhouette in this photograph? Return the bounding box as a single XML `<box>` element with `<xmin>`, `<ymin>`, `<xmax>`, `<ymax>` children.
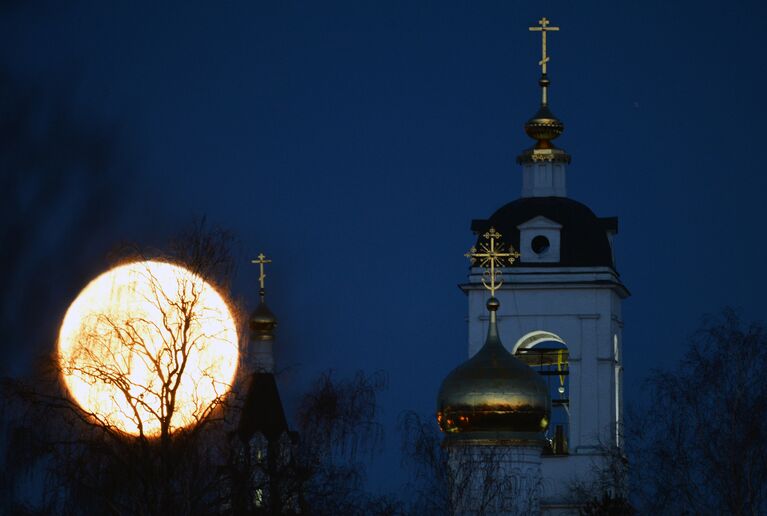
<box><xmin>1</xmin><ymin>221</ymin><xmax>243</xmax><ymax>514</ymax></box>
<box><xmin>60</xmin><ymin>261</ymin><xmax>236</xmax><ymax>438</ymax></box>
<box><xmin>566</xmin><ymin>439</ymin><xmax>632</xmax><ymax>515</ymax></box>
<box><xmin>630</xmin><ymin>308</ymin><xmax>767</xmax><ymax>515</ymax></box>
<box><xmin>0</xmin><ymin>65</ymin><xmax>126</xmax><ymax>378</ymax></box>
<box><xmin>294</xmin><ymin>370</ymin><xmax>392</xmax><ymax>515</ymax></box>
<box><xmin>223</xmin><ymin>370</ymin><xmax>400</xmax><ymax>515</ymax></box>
<box><xmin>398</xmin><ymin>411</ymin><xmax>541</xmax><ymax>515</ymax></box>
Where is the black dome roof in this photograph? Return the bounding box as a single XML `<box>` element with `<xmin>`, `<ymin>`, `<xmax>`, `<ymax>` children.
<box><xmin>471</xmin><ymin>197</ymin><xmax>617</xmax><ymax>269</ymax></box>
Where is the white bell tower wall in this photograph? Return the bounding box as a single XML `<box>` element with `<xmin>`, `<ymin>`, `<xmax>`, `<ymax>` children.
<box><xmin>461</xmin><ymin>266</ymin><xmax>627</xmax><ymax>509</ymax></box>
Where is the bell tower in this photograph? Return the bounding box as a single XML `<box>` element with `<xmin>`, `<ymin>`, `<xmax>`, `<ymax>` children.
<box><xmin>460</xmin><ymin>18</ymin><xmax>630</xmax><ymax>512</ymax></box>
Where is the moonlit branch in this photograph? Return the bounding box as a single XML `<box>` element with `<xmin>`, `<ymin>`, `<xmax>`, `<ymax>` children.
<box><xmin>57</xmin><ymin>261</ymin><xmax>239</xmax><ymax>438</ymax></box>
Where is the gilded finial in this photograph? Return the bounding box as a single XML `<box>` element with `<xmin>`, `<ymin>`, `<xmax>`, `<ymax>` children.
<box><xmin>518</xmin><ymin>17</ymin><xmax>570</xmax><ymax>164</ymax></box>
<box><xmin>465</xmin><ymin>227</ymin><xmax>520</xmax><ymax>298</ymax></box>
<box><xmin>251</xmin><ymin>253</ymin><xmax>272</xmax><ymax>297</ymax></box>
<box><xmin>528</xmin><ymin>17</ymin><xmax>559</xmax><ymax>106</ymax></box>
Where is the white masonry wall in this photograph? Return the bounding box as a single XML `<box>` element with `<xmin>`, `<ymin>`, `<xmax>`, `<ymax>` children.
<box><xmin>247</xmin><ymin>338</ymin><xmax>275</xmax><ymax>374</ymax></box>
<box><xmin>521</xmin><ymin>161</ymin><xmax>567</xmax><ymax>197</ymax></box>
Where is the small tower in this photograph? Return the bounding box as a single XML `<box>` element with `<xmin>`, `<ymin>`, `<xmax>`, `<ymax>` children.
<box><xmin>518</xmin><ymin>16</ymin><xmax>570</xmax><ymax>198</ymax></box>
<box><xmin>239</xmin><ymin>254</ymin><xmax>286</xmax><ymax>442</ymax></box>
<box><xmin>438</xmin><ymin>229</ymin><xmax>551</xmax><ymax>515</ymax></box>
<box><xmin>233</xmin><ymin>253</ymin><xmax>295</xmax><ymax>514</ymax></box>
<box><xmin>462</xmin><ymin>18</ymin><xmax>629</xmax><ymax>512</ymax></box>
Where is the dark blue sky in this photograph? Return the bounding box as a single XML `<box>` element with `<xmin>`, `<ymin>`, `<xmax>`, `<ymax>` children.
<box><xmin>4</xmin><ymin>0</ymin><xmax>767</xmax><ymax>493</ymax></box>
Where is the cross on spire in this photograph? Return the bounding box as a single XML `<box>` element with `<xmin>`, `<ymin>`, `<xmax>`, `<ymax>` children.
<box><xmin>251</xmin><ymin>253</ymin><xmax>272</xmax><ymax>293</ymax></box>
<box><xmin>465</xmin><ymin>227</ymin><xmax>520</xmax><ymax>297</ymax></box>
<box><xmin>529</xmin><ymin>17</ymin><xmax>560</xmax><ymax>105</ymax></box>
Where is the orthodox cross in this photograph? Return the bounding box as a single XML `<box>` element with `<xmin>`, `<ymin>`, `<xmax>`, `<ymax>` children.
<box><xmin>529</xmin><ymin>17</ymin><xmax>559</xmax><ymax>104</ymax></box>
<box><xmin>251</xmin><ymin>253</ymin><xmax>272</xmax><ymax>292</ymax></box>
<box><xmin>529</xmin><ymin>17</ymin><xmax>559</xmax><ymax>75</ymax></box>
<box><xmin>465</xmin><ymin>227</ymin><xmax>520</xmax><ymax>297</ymax></box>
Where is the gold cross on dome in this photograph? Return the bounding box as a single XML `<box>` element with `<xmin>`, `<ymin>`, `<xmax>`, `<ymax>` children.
<box><xmin>251</xmin><ymin>253</ymin><xmax>272</xmax><ymax>291</ymax></box>
<box><xmin>465</xmin><ymin>227</ymin><xmax>520</xmax><ymax>297</ymax></box>
<box><xmin>529</xmin><ymin>17</ymin><xmax>559</xmax><ymax>76</ymax></box>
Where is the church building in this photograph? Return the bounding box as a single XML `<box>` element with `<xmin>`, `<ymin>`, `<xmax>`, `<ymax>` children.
<box><xmin>437</xmin><ymin>17</ymin><xmax>629</xmax><ymax>515</ymax></box>
<box><xmin>227</xmin><ymin>254</ymin><xmax>301</xmax><ymax>514</ymax></box>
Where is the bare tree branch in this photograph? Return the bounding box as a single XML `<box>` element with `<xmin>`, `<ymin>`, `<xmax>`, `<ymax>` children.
<box><xmin>629</xmin><ymin>308</ymin><xmax>767</xmax><ymax>515</ymax></box>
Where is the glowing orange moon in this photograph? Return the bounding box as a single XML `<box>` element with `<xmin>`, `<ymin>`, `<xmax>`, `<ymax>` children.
<box><xmin>58</xmin><ymin>261</ymin><xmax>239</xmax><ymax>437</ymax></box>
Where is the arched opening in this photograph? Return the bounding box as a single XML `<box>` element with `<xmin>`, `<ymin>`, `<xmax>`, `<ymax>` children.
<box><xmin>513</xmin><ymin>331</ymin><xmax>569</xmax><ymax>456</ymax></box>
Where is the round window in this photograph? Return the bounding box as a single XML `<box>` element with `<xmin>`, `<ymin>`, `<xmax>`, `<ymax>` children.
<box><xmin>531</xmin><ymin>235</ymin><xmax>550</xmax><ymax>255</ymax></box>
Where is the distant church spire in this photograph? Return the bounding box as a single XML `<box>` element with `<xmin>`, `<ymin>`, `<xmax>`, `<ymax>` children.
<box><xmin>236</xmin><ymin>254</ymin><xmax>292</xmax><ymax>513</ymax></box>
<box><xmin>518</xmin><ymin>17</ymin><xmax>571</xmax><ymax>197</ymax></box>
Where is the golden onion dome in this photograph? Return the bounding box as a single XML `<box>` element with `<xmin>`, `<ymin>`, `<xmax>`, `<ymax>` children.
<box><xmin>436</xmin><ymin>298</ymin><xmax>550</xmax><ymax>444</ymax></box>
<box><xmin>517</xmin><ymin>103</ymin><xmax>571</xmax><ymax>165</ymax></box>
<box><xmin>524</xmin><ymin>103</ymin><xmax>564</xmax><ymax>148</ymax></box>
<box><xmin>249</xmin><ymin>289</ymin><xmax>277</xmax><ymax>341</ymax></box>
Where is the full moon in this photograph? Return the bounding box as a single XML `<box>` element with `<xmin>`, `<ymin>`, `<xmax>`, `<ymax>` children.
<box><xmin>58</xmin><ymin>261</ymin><xmax>239</xmax><ymax>437</ymax></box>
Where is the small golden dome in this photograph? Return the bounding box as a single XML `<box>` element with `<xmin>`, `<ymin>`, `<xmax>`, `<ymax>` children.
<box><xmin>249</xmin><ymin>290</ymin><xmax>277</xmax><ymax>341</ymax></box>
<box><xmin>524</xmin><ymin>104</ymin><xmax>564</xmax><ymax>149</ymax></box>
<box><xmin>436</xmin><ymin>299</ymin><xmax>550</xmax><ymax>443</ymax></box>
<box><xmin>518</xmin><ymin>103</ymin><xmax>571</xmax><ymax>165</ymax></box>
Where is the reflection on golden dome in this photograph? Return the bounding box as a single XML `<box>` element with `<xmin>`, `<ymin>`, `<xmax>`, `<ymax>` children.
<box><xmin>250</xmin><ymin>289</ymin><xmax>277</xmax><ymax>341</ymax></box>
<box><xmin>436</xmin><ymin>298</ymin><xmax>550</xmax><ymax>444</ymax></box>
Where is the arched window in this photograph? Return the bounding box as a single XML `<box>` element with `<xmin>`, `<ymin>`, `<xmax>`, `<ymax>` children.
<box><xmin>513</xmin><ymin>331</ymin><xmax>569</xmax><ymax>456</ymax></box>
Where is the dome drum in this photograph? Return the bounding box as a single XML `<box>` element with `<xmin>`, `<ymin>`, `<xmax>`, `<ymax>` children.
<box><xmin>439</xmin><ymin>430</ymin><xmax>549</xmax><ymax>447</ymax></box>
